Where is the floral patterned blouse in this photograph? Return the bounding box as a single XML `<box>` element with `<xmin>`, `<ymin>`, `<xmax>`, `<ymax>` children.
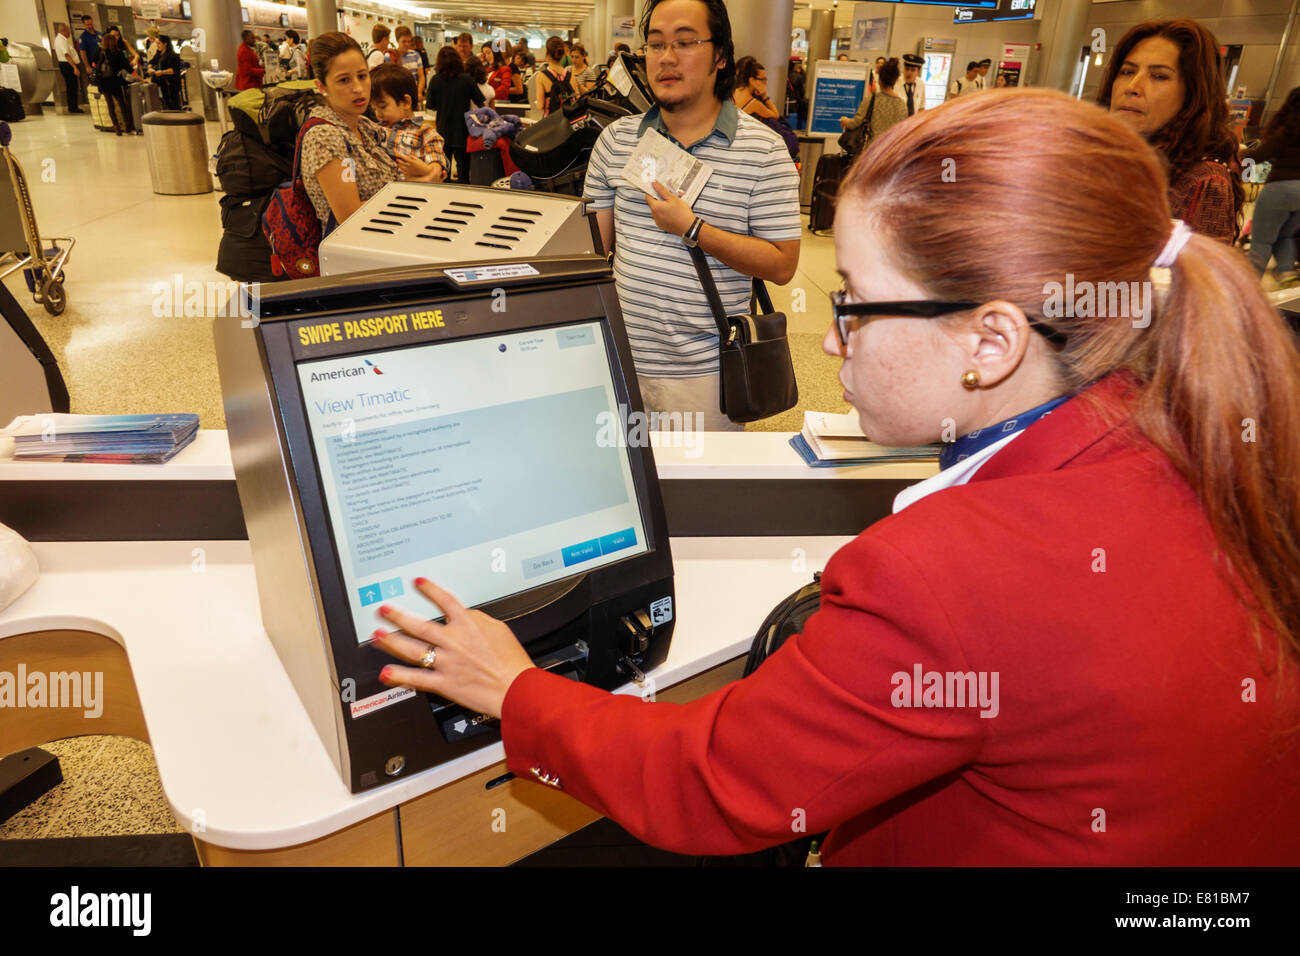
<box><xmin>299</xmin><ymin>104</ymin><xmax>398</xmax><ymax>231</ymax></box>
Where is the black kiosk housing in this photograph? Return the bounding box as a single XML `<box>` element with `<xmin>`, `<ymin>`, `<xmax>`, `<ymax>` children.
<box><xmin>214</xmin><ymin>257</ymin><xmax>675</xmax><ymax>793</ymax></box>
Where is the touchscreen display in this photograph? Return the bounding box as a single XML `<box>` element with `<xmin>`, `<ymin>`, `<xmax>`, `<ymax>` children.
<box><xmin>296</xmin><ymin>320</ymin><xmax>648</xmax><ymax>643</ymax></box>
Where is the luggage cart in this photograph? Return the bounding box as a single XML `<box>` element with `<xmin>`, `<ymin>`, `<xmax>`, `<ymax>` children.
<box><xmin>0</xmin><ymin>121</ymin><xmax>74</xmax><ymax>316</ymax></box>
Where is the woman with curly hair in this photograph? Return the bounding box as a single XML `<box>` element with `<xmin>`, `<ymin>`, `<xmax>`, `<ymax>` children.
<box><xmin>1097</xmin><ymin>19</ymin><xmax>1243</xmax><ymax>242</ymax></box>
<box><xmin>1244</xmin><ymin>86</ymin><xmax>1300</xmax><ymax>285</ymax></box>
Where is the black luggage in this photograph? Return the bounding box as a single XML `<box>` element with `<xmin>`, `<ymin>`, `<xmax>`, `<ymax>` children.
<box><xmin>127</xmin><ymin>81</ymin><xmax>164</xmax><ymax>132</ymax></box>
<box><xmin>510</xmin><ymin>95</ymin><xmax>630</xmax><ymax>190</ymax></box>
<box><xmin>468</xmin><ymin>147</ymin><xmax>504</xmax><ymax>187</ymax></box>
<box><xmin>217</xmin><ymin>192</ymin><xmax>278</xmax><ymax>283</ymax></box>
<box><xmin>0</xmin><ymin>86</ymin><xmax>24</xmax><ymax>123</ymax></box>
<box><xmin>259</xmin><ymin>83</ymin><xmax>324</xmax><ymax>161</ymax></box>
<box><xmin>215</xmin><ymin>128</ymin><xmax>293</xmax><ymax>198</ymax></box>
<box><xmin>809</xmin><ymin>153</ymin><xmax>843</xmax><ymax>235</ymax></box>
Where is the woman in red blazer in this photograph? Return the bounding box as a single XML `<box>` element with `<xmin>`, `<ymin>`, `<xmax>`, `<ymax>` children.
<box><xmin>485</xmin><ymin>48</ymin><xmax>513</xmax><ymax>104</ymax></box>
<box><xmin>371</xmin><ymin>89</ymin><xmax>1300</xmax><ymax>865</ymax></box>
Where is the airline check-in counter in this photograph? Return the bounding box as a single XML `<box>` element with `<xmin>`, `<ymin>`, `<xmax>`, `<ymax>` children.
<box><xmin>0</xmin><ymin>438</ymin><xmax>934</xmax><ymax>864</ymax></box>
<box><xmin>0</xmin><ymin>188</ymin><xmax>938</xmax><ymax>864</ymax></box>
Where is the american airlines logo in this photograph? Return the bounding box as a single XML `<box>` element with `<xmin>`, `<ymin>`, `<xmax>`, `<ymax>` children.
<box><xmin>309</xmin><ymin>360</ymin><xmax>384</xmax><ymax>383</ymax></box>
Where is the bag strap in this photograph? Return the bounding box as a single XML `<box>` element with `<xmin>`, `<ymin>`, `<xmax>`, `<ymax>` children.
<box><xmin>865</xmin><ymin>92</ymin><xmax>876</xmax><ymax>129</ymax></box>
<box><xmin>291</xmin><ymin>116</ymin><xmax>328</xmax><ymax>181</ymax></box>
<box><xmin>292</xmin><ymin>116</ymin><xmax>354</xmax><ymax>185</ymax></box>
<box><xmin>686</xmin><ymin>243</ymin><xmax>732</xmax><ymax>340</ymax></box>
<box><xmin>751</xmin><ymin>278</ymin><xmax>775</xmax><ymax>315</ymax></box>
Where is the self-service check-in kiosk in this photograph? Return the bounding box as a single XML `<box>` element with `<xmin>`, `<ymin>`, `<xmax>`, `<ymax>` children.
<box><xmin>214</xmin><ymin>189</ymin><xmax>674</xmax><ymax>793</ymax></box>
<box><xmin>317</xmin><ymin>182</ymin><xmax>598</xmax><ymax>276</ymax></box>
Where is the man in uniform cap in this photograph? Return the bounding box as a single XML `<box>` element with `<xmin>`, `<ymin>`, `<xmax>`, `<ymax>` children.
<box><xmin>975</xmin><ymin>57</ymin><xmax>992</xmax><ymax>90</ymax></box>
<box><xmin>901</xmin><ymin>52</ymin><xmax>925</xmax><ymax>115</ymax></box>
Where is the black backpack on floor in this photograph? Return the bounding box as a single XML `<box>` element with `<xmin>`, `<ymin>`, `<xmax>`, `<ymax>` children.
<box><xmin>0</xmin><ymin>87</ymin><xmax>24</xmax><ymax>123</ymax></box>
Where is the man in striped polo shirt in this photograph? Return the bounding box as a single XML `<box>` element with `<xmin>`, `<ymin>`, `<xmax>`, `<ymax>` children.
<box><xmin>584</xmin><ymin>0</ymin><xmax>801</xmax><ymax>430</ymax></box>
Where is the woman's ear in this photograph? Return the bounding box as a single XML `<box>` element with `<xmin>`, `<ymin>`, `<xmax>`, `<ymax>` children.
<box><xmin>953</xmin><ymin>300</ymin><xmax>1035</xmax><ymax>389</ymax></box>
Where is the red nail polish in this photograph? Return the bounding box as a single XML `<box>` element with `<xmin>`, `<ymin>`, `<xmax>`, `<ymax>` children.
<box><xmin>379</xmin><ymin>666</ymin><xmax>392</xmax><ymax>682</ymax></box>
<box><xmin>371</xmin><ymin>629</ymin><xmax>386</xmax><ymax>641</ymax></box>
<box><xmin>379</xmin><ymin>604</ymin><xmax>392</xmax><ymax>616</ymax></box>
<box><xmin>414</xmin><ymin>577</ymin><xmax>427</xmax><ymax>586</ymax></box>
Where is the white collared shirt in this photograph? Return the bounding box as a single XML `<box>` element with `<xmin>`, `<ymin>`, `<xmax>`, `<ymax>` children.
<box><xmin>903</xmin><ymin>79</ymin><xmax>925</xmax><ymax>112</ymax></box>
<box><xmin>893</xmin><ymin>431</ymin><xmax>1023</xmax><ymax>513</ymax></box>
<box><xmin>54</xmin><ymin>32</ymin><xmax>76</xmax><ymax>65</ymax></box>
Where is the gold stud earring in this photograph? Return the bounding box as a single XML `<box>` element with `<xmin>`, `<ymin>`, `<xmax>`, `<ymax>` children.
<box><xmin>961</xmin><ymin>370</ymin><xmax>981</xmax><ymax>390</ymax></box>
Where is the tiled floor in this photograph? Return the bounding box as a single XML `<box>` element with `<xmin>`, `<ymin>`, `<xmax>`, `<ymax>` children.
<box><xmin>1</xmin><ymin>108</ymin><xmax>852</xmax><ymax>842</ymax></box>
<box><xmin>0</xmin><ymin>736</ymin><xmax>183</xmax><ymax>840</ymax></box>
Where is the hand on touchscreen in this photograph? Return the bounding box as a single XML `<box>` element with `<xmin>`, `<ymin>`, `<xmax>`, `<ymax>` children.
<box><xmin>374</xmin><ymin>578</ymin><xmax>536</xmax><ymax>719</ymax></box>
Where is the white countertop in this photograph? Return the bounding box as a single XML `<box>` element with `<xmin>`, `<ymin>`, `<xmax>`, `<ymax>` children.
<box><xmin>0</xmin><ymin>429</ymin><xmax>939</xmax><ymax>483</ymax></box>
<box><xmin>0</xmin><ymin>535</ymin><xmax>853</xmax><ymax>849</ymax></box>
<box><xmin>0</xmin><ymin>429</ymin><xmax>933</xmax><ymax>849</ymax></box>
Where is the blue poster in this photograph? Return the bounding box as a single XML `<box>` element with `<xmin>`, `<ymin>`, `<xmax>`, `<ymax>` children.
<box><xmin>810</xmin><ymin>76</ymin><xmax>866</xmax><ymax>135</ymax></box>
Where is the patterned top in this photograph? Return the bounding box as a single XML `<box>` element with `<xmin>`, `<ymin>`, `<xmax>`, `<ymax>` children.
<box><xmin>299</xmin><ymin>105</ymin><xmax>398</xmax><ymax>231</ymax></box>
<box><xmin>1169</xmin><ymin>159</ymin><xmax>1237</xmax><ymax>243</ymax></box>
<box><xmin>846</xmin><ymin>90</ymin><xmax>910</xmax><ymax>142</ymax></box>
<box><xmin>583</xmin><ymin>100</ymin><xmax>802</xmax><ymax>377</ymax></box>
<box><xmin>380</xmin><ymin>118</ymin><xmax>447</xmax><ymax>174</ymax></box>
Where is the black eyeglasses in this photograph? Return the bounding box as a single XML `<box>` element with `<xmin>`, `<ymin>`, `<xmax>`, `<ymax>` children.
<box><xmin>645</xmin><ymin>37</ymin><xmax>714</xmax><ymax>56</ymax></box>
<box><xmin>830</xmin><ymin>289</ymin><xmax>1068</xmax><ymax>349</ymax></box>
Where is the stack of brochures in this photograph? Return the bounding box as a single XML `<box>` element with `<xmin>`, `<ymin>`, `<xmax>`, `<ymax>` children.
<box><xmin>790</xmin><ymin>411</ymin><xmax>939</xmax><ymax>467</ymax></box>
<box><xmin>1</xmin><ymin>413</ymin><xmax>200</xmax><ymax>463</ymax></box>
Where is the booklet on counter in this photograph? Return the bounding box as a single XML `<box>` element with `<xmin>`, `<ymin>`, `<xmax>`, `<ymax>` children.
<box><xmin>791</xmin><ymin>410</ymin><xmax>940</xmax><ymax>467</ymax></box>
<box><xmin>621</xmin><ymin>128</ymin><xmax>714</xmax><ymax>206</ymax></box>
<box><xmin>1</xmin><ymin>413</ymin><xmax>200</xmax><ymax>463</ymax></box>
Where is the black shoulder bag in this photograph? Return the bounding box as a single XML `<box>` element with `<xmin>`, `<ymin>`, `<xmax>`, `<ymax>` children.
<box><xmin>687</xmin><ymin>245</ymin><xmax>798</xmax><ymax>423</ymax></box>
<box><xmin>837</xmin><ymin>92</ymin><xmax>875</xmax><ymax>156</ymax></box>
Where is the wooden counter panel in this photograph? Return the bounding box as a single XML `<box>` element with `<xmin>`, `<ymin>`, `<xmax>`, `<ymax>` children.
<box><xmin>399</xmin><ymin>656</ymin><xmax>745</xmax><ymax>866</ymax></box>
<box><xmin>0</xmin><ymin>629</ymin><xmax>149</xmax><ymax>754</ymax></box>
<box><xmin>193</xmin><ymin>810</ymin><xmax>400</xmax><ymax>866</ymax></box>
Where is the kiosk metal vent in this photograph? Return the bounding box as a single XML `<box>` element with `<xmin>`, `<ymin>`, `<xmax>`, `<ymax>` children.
<box><xmin>320</xmin><ymin>183</ymin><xmax>596</xmax><ymax>276</ymax></box>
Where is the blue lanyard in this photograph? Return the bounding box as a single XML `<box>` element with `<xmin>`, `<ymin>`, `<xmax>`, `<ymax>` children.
<box><xmin>939</xmin><ymin>395</ymin><xmax>1072</xmax><ymax>471</ymax></box>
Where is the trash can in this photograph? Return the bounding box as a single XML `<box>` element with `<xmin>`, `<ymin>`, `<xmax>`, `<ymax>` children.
<box><xmin>142</xmin><ymin>110</ymin><xmax>213</xmax><ymax>195</ymax></box>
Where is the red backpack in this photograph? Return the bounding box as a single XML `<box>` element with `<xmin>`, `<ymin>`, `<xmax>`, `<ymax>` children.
<box><xmin>262</xmin><ymin>116</ymin><xmax>331</xmax><ymax>279</ymax></box>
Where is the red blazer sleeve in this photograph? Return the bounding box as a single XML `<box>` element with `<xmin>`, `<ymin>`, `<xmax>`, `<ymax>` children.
<box><xmin>500</xmin><ymin>532</ymin><xmax>988</xmax><ymax>856</ymax></box>
<box><xmin>491</xmin><ymin>66</ymin><xmax>512</xmax><ymax>101</ymax></box>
